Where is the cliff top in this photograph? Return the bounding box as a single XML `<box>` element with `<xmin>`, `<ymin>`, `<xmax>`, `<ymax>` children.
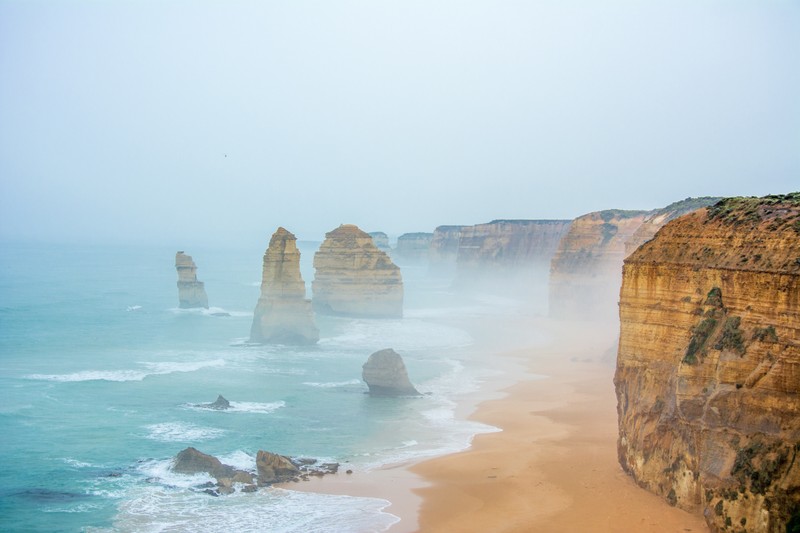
<box><xmin>628</xmin><ymin>193</ymin><xmax>800</xmax><ymax>273</ymax></box>
<box><xmin>487</xmin><ymin>219</ymin><xmax>572</xmax><ymax>225</ymax></box>
<box><xmin>398</xmin><ymin>232</ymin><xmax>434</xmax><ymax>239</ymax></box>
<box><xmin>655</xmin><ymin>196</ymin><xmax>722</xmax><ymax>218</ymax></box>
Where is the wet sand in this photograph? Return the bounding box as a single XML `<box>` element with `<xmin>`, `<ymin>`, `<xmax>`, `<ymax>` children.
<box><xmin>293</xmin><ymin>318</ymin><xmax>709</xmax><ymax>532</ymax></box>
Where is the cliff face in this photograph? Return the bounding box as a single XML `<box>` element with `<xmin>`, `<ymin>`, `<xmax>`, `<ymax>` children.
<box><xmin>549</xmin><ymin>210</ymin><xmax>649</xmax><ymax>320</ymax></box>
<box><xmin>312</xmin><ymin>224</ymin><xmax>403</xmax><ymax>318</ymax></box>
<box><xmin>175</xmin><ymin>252</ymin><xmax>209</xmax><ymax>309</ymax></box>
<box><xmin>368</xmin><ymin>232</ymin><xmax>391</xmax><ymax>253</ymax></box>
<box><xmin>615</xmin><ymin>194</ymin><xmax>800</xmax><ymax>533</ymax></box>
<box><xmin>250</xmin><ymin>228</ymin><xmax>318</xmax><ymax>344</ymax></box>
<box><xmin>457</xmin><ymin>219</ymin><xmax>572</xmax><ymax>278</ymax></box>
<box><xmin>625</xmin><ymin>197</ymin><xmax>721</xmax><ymax>257</ymax></box>
<box><xmin>429</xmin><ymin>225</ymin><xmax>465</xmax><ymax>272</ymax></box>
<box><xmin>395</xmin><ymin>232</ymin><xmax>434</xmax><ymax>263</ymax></box>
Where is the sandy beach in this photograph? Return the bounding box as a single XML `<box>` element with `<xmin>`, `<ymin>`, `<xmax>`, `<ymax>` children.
<box><xmin>294</xmin><ymin>317</ymin><xmax>709</xmax><ymax>532</ymax></box>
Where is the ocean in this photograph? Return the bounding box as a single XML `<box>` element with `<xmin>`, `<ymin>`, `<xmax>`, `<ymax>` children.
<box><xmin>0</xmin><ymin>241</ymin><xmax>530</xmax><ymax>532</ymax></box>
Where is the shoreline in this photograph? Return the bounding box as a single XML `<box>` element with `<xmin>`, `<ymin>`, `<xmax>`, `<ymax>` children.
<box><xmin>288</xmin><ymin>316</ymin><xmax>709</xmax><ymax>532</ymax></box>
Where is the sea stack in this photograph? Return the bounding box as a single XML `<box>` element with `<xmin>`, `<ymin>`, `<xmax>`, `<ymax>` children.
<box><xmin>362</xmin><ymin>348</ymin><xmax>420</xmax><ymax>396</ymax></box>
<box><xmin>312</xmin><ymin>224</ymin><xmax>403</xmax><ymax>318</ymax></box>
<box><xmin>428</xmin><ymin>225</ymin><xmax>465</xmax><ymax>273</ymax></box>
<box><xmin>615</xmin><ymin>194</ymin><xmax>800</xmax><ymax>532</ymax></box>
<box><xmin>175</xmin><ymin>252</ymin><xmax>209</xmax><ymax>309</ymax></box>
<box><xmin>250</xmin><ymin>228</ymin><xmax>319</xmax><ymax>345</ymax></box>
<box><xmin>394</xmin><ymin>232</ymin><xmax>434</xmax><ymax>263</ymax></box>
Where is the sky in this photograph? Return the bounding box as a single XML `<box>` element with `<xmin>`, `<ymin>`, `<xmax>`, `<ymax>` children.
<box><xmin>1</xmin><ymin>0</ymin><xmax>798</xmax><ymax>247</ymax></box>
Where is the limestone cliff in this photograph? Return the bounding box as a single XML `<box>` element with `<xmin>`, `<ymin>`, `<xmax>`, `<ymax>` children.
<box><xmin>457</xmin><ymin>219</ymin><xmax>572</xmax><ymax>279</ymax></box>
<box><xmin>175</xmin><ymin>251</ymin><xmax>209</xmax><ymax>309</ymax></box>
<box><xmin>625</xmin><ymin>197</ymin><xmax>721</xmax><ymax>256</ymax></box>
<box><xmin>395</xmin><ymin>232</ymin><xmax>434</xmax><ymax>263</ymax></box>
<box><xmin>548</xmin><ymin>209</ymin><xmax>649</xmax><ymax>320</ymax></box>
<box><xmin>312</xmin><ymin>224</ymin><xmax>403</xmax><ymax>318</ymax></box>
<box><xmin>368</xmin><ymin>232</ymin><xmax>392</xmax><ymax>253</ymax></box>
<box><xmin>429</xmin><ymin>225</ymin><xmax>465</xmax><ymax>272</ymax></box>
<box><xmin>615</xmin><ymin>193</ymin><xmax>800</xmax><ymax>533</ymax></box>
<box><xmin>250</xmin><ymin>228</ymin><xmax>319</xmax><ymax>345</ymax></box>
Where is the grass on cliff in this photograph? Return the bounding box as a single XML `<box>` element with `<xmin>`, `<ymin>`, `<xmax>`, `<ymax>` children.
<box><xmin>707</xmin><ymin>192</ymin><xmax>800</xmax><ymax>228</ymax></box>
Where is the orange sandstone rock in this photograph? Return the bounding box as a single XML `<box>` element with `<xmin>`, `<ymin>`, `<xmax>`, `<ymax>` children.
<box><xmin>250</xmin><ymin>228</ymin><xmax>319</xmax><ymax>344</ymax></box>
<box><xmin>312</xmin><ymin>224</ymin><xmax>403</xmax><ymax>318</ymax></box>
<box><xmin>615</xmin><ymin>193</ymin><xmax>800</xmax><ymax>533</ymax></box>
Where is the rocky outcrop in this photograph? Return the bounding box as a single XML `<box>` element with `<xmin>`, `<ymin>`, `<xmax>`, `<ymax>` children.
<box><xmin>175</xmin><ymin>252</ymin><xmax>209</xmax><ymax>309</ymax></box>
<box><xmin>172</xmin><ymin>447</ymin><xmax>340</xmax><ymax>495</ymax></box>
<box><xmin>362</xmin><ymin>348</ymin><xmax>420</xmax><ymax>396</ymax></box>
<box><xmin>624</xmin><ymin>197</ymin><xmax>721</xmax><ymax>256</ymax></box>
<box><xmin>312</xmin><ymin>224</ymin><xmax>403</xmax><ymax>318</ymax></box>
<box><xmin>549</xmin><ymin>209</ymin><xmax>650</xmax><ymax>320</ymax></box>
<box><xmin>457</xmin><ymin>219</ymin><xmax>572</xmax><ymax>279</ymax></box>
<box><xmin>250</xmin><ymin>228</ymin><xmax>319</xmax><ymax>345</ymax></box>
<box><xmin>429</xmin><ymin>225</ymin><xmax>465</xmax><ymax>272</ymax></box>
<box><xmin>195</xmin><ymin>395</ymin><xmax>230</xmax><ymax>410</ymax></box>
<box><xmin>615</xmin><ymin>193</ymin><xmax>800</xmax><ymax>532</ymax></box>
<box><xmin>395</xmin><ymin>232</ymin><xmax>434</xmax><ymax>263</ymax></box>
<box><xmin>173</xmin><ymin>447</ymin><xmax>255</xmax><ymax>494</ymax></box>
<box><xmin>368</xmin><ymin>232</ymin><xmax>392</xmax><ymax>253</ymax></box>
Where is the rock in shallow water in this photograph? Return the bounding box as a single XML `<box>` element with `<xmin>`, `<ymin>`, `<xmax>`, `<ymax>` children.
<box><xmin>362</xmin><ymin>348</ymin><xmax>420</xmax><ymax>396</ymax></box>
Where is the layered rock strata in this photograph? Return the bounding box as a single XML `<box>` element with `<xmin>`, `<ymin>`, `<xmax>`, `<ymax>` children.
<box><xmin>429</xmin><ymin>225</ymin><xmax>466</xmax><ymax>272</ymax></box>
<box><xmin>175</xmin><ymin>252</ymin><xmax>209</xmax><ymax>309</ymax></box>
<box><xmin>250</xmin><ymin>228</ymin><xmax>319</xmax><ymax>344</ymax></box>
<box><xmin>312</xmin><ymin>224</ymin><xmax>403</xmax><ymax>318</ymax></box>
<box><xmin>624</xmin><ymin>197</ymin><xmax>721</xmax><ymax>256</ymax></box>
<box><xmin>395</xmin><ymin>232</ymin><xmax>434</xmax><ymax>263</ymax></box>
<box><xmin>457</xmin><ymin>219</ymin><xmax>572</xmax><ymax>279</ymax></box>
<box><xmin>615</xmin><ymin>193</ymin><xmax>800</xmax><ymax>532</ymax></box>
<box><xmin>362</xmin><ymin>348</ymin><xmax>420</xmax><ymax>396</ymax></box>
<box><xmin>549</xmin><ymin>209</ymin><xmax>649</xmax><ymax>320</ymax></box>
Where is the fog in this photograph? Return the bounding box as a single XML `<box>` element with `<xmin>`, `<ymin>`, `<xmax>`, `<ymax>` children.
<box><xmin>1</xmin><ymin>1</ymin><xmax>798</xmax><ymax>248</ymax></box>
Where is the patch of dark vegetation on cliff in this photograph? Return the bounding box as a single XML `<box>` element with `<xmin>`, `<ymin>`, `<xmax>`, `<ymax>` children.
<box><xmin>731</xmin><ymin>440</ymin><xmax>790</xmax><ymax>496</ymax></box>
<box><xmin>715</xmin><ymin>316</ymin><xmax>746</xmax><ymax>355</ymax></box>
<box><xmin>706</xmin><ymin>287</ymin><xmax>724</xmax><ymax>308</ymax></box>
<box><xmin>684</xmin><ymin>316</ymin><xmax>718</xmax><ymax>364</ymax></box>
<box><xmin>752</xmin><ymin>326</ymin><xmax>779</xmax><ymax>343</ymax></box>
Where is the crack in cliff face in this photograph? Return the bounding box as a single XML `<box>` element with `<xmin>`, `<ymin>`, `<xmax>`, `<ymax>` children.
<box><xmin>615</xmin><ymin>193</ymin><xmax>800</xmax><ymax>533</ymax></box>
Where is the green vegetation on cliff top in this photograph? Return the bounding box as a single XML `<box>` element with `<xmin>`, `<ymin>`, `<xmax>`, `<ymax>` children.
<box><xmin>707</xmin><ymin>192</ymin><xmax>800</xmax><ymax>229</ymax></box>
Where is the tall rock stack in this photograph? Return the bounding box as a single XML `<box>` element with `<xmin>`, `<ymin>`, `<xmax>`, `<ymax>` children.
<box><xmin>175</xmin><ymin>252</ymin><xmax>209</xmax><ymax>309</ymax></box>
<box><xmin>250</xmin><ymin>228</ymin><xmax>319</xmax><ymax>344</ymax></box>
<box><xmin>548</xmin><ymin>209</ymin><xmax>649</xmax><ymax>321</ymax></box>
<box><xmin>312</xmin><ymin>224</ymin><xmax>403</xmax><ymax>318</ymax></box>
<box><xmin>615</xmin><ymin>194</ymin><xmax>800</xmax><ymax>532</ymax></box>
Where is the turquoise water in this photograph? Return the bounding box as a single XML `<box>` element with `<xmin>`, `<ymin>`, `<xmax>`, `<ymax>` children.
<box><xmin>0</xmin><ymin>242</ymin><xmax>516</xmax><ymax>532</ymax></box>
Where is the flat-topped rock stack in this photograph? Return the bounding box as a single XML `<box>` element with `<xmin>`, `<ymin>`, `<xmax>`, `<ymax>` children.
<box><xmin>395</xmin><ymin>232</ymin><xmax>434</xmax><ymax>263</ymax></box>
<box><xmin>250</xmin><ymin>228</ymin><xmax>319</xmax><ymax>344</ymax></box>
<box><xmin>312</xmin><ymin>224</ymin><xmax>403</xmax><ymax>318</ymax></box>
<box><xmin>175</xmin><ymin>251</ymin><xmax>209</xmax><ymax>309</ymax></box>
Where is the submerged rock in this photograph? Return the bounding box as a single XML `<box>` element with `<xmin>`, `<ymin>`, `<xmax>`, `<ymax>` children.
<box><xmin>194</xmin><ymin>395</ymin><xmax>230</xmax><ymax>410</ymax></box>
<box><xmin>175</xmin><ymin>252</ymin><xmax>209</xmax><ymax>309</ymax></box>
<box><xmin>362</xmin><ymin>348</ymin><xmax>420</xmax><ymax>396</ymax></box>
<box><xmin>250</xmin><ymin>227</ymin><xmax>319</xmax><ymax>345</ymax></box>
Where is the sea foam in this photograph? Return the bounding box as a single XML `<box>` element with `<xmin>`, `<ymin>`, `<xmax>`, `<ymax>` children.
<box><xmin>144</xmin><ymin>422</ymin><xmax>225</xmax><ymax>443</ymax></box>
<box><xmin>26</xmin><ymin>359</ymin><xmax>225</xmax><ymax>383</ymax></box>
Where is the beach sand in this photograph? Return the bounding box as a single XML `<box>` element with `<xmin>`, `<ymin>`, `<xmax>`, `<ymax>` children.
<box><xmin>293</xmin><ymin>317</ymin><xmax>709</xmax><ymax>532</ymax></box>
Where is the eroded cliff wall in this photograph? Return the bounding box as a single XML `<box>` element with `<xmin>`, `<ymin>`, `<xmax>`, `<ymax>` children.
<box><xmin>625</xmin><ymin>197</ymin><xmax>721</xmax><ymax>257</ymax></box>
<box><xmin>312</xmin><ymin>224</ymin><xmax>403</xmax><ymax>318</ymax></box>
<box><xmin>395</xmin><ymin>232</ymin><xmax>434</xmax><ymax>263</ymax></box>
<box><xmin>549</xmin><ymin>210</ymin><xmax>649</xmax><ymax>320</ymax></box>
<box><xmin>615</xmin><ymin>194</ymin><xmax>800</xmax><ymax>533</ymax></box>
<box><xmin>456</xmin><ymin>219</ymin><xmax>572</xmax><ymax>280</ymax></box>
<box><xmin>429</xmin><ymin>225</ymin><xmax>465</xmax><ymax>273</ymax></box>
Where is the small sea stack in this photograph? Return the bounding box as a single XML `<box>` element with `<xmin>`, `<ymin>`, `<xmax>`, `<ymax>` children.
<box><xmin>250</xmin><ymin>227</ymin><xmax>319</xmax><ymax>345</ymax></box>
<box><xmin>362</xmin><ymin>348</ymin><xmax>420</xmax><ymax>396</ymax></box>
<box><xmin>175</xmin><ymin>252</ymin><xmax>209</xmax><ymax>309</ymax></box>
<box><xmin>312</xmin><ymin>224</ymin><xmax>403</xmax><ymax>318</ymax></box>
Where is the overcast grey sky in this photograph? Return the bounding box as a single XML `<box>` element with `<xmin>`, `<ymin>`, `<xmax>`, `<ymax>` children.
<box><xmin>1</xmin><ymin>0</ymin><xmax>798</xmax><ymax>247</ymax></box>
